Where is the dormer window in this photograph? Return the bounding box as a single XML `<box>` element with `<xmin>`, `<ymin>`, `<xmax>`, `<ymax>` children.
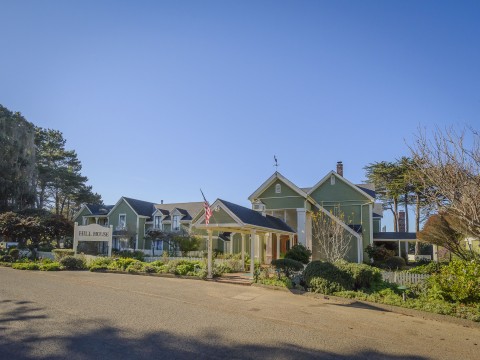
<box><xmin>275</xmin><ymin>183</ymin><xmax>281</xmax><ymax>193</ymax></box>
<box><xmin>172</xmin><ymin>215</ymin><xmax>180</xmax><ymax>231</ymax></box>
<box><xmin>330</xmin><ymin>175</ymin><xmax>336</xmax><ymax>185</ymax></box>
<box><xmin>154</xmin><ymin>215</ymin><xmax>162</xmax><ymax>229</ymax></box>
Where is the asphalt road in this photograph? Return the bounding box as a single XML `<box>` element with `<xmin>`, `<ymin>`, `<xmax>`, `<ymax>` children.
<box><xmin>0</xmin><ymin>268</ymin><xmax>479</xmax><ymax>360</ymax></box>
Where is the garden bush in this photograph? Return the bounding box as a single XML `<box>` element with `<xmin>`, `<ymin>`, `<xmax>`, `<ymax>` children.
<box><xmin>365</xmin><ymin>244</ymin><xmax>395</xmax><ymax>262</ymax></box>
<box><xmin>284</xmin><ymin>244</ymin><xmax>312</xmax><ymax>264</ymax></box>
<box><xmin>126</xmin><ymin>261</ymin><xmax>144</xmax><ymax>274</ymax></box>
<box><xmin>304</xmin><ymin>261</ymin><xmax>351</xmax><ymax>294</ymax></box>
<box><xmin>52</xmin><ymin>249</ymin><xmax>75</xmax><ymax>261</ymax></box>
<box><xmin>384</xmin><ymin>256</ymin><xmax>406</xmax><ymax>270</ymax></box>
<box><xmin>303</xmin><ymin>260</ymin><xmax>382</xmax><ymax>294</ymax></box>
<box><xmin>88</xmin><ymin>257</ymin><xmax>113</xmax><ymax>271</ymax></box>
<box><xmin>113</xmin><ymin>250</ymin><xmax>145</xmax><ymax>261</ymax></box>
<box><xmin>12</xmin><ymin>262</ymin><xmax>40</xmax><ymax>270</ymax></box>
<box><xmin>271</xmin><ymin>258</ymin><xmax>304</xmax><ymax>277</ymax></box>
<box><xmin>40</xmin><ymin>262</ymin><xmax>61</xmax><ymax>271</ymax></box>
<box><xmin>428</xmin><ymin>259</ymin><xmax>480</xmax><ymax>304</ymax></box>
<box><xmin>108</xmin><ymin>258</ymin><xmax>137</xmax><ymax>271</ymax></box>
<box><xmin>59</xmin><ymin>256</ymin><xmax>86</xmax><ymax>270</ymax></box>
<box><xmin>407</xmin><ymin>261</ymin><xmax>443</xmax><ymax>274</ymax></box>
<box><xmin>335</xmin><ymin>260</ymin><xmax>382</xmax><ymax>290</ymax></box>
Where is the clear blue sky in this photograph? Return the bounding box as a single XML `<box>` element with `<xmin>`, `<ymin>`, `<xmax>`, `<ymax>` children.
<box><xmin>1</xmin><ymin>0</ymin><xmax>479</xmax><ymax>230</ymax></box>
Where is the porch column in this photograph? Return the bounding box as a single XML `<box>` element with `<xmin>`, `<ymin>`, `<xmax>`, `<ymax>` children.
<box><xmin>230</xmin><ymin>233</ymin><xmax>236</xmax><ymax>255</ymax></box>
<box><xmin>207</xmin><ymin>230</ymin><xmax>213</xmax><ymax>279</ymax></box>
<box><xmin>107</xmin><ymin>225</ymin><xmax>113</xmax><ymax>257</ymax></box>
<box><xmin>250</xmin><ymin>229</ymin><xmax>256</xmax><ymax>277</ymax></box>
<box><xmin>265</xmin><ymin>233</ymin><xmax>272</xmax><ymax>264</ymax></box>
<box><xmin>241</xmin><ymin>233</ymin><xmax>246</xmax><ymax>271</ymax></box>
<box><xmin>405</xmin><ymin>241</ymin><xmax>409</xmax><ymax>263</ymax></box>
<box><xmin>398</xmin><ymin>240</ymin><xmax>401</xmax><ymax>258</ymax></box>
<box><xmin>73</xmin><ymin>222</ymin><xmax>78</xmax><ymax>256</ymax></box>
<box><xmin>306</xmin><ymin>211</ymin><xmax>312</xmax><ymax>251</ymax></box>
<box><xmin>296</xmin><ymin>209</ymin><xmax>307</xmax><ymax>247</ymax></box>
<box><xmin>276</xmin><ymin>233</ymin><xmax>281</xmax><ymax>259</ymax></box>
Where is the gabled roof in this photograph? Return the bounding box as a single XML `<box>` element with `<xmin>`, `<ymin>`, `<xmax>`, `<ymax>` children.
<box><xmin>85</xmin><ymin>204</ymin><xmax>114</xmax><ymax>216</ymax></box>
<box><xmin>154</xmin><ymin>202</ymin><xmax>204</xmax><ymax>222</ymax></box>
<box><xmin>355</xmin><ymin>184</ymin><xmax>376</xmax><ymax>199</ymax></box>
<box><xmin>307</xmin><ymin>171</ymin><xmax>375</xmax><ymax>201</ymax></box>
<box><xmin>248</xmin><ymin>172</ymin><xmax>308</xmax><ymax>201</ymax></box>
<box><xmin>119</xmin><ymin>197</ymin><xmax>157</xmax><ymax>218</ymax></box>
<box><xmin>219</xmin><ymin>199</ymin><xmax>295</xmax><ymax>233</ymax></box>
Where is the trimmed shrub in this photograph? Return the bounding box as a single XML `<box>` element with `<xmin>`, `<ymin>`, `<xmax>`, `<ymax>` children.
<box><xmin>407</xmin><ymin>261</ymin><xmax>443</xmax><ymax>274</ymax></box>
<box><xmin>303</xmin><ymin>260</ymin><xmax>382</xmax><ymax>294</ymax></box>
<box><xmin>126</xmin><ymin>261</ymin><xmax>144</xmax><ymax>274</ymax></box>
<box><xmin>303</xmin><ymin>261</ymin><xmax>351</xmax><ymax>294</ymax></box>
<box><xmin>271</xmin><ymin>258</ymin><xmax>305</xmax><ymax>278</ymax></box>
<box><xmin>12</xmin><ymin>262</ymin><xmax>40</xmax><ymax>270</ymax></box>
<box><xmin>52</xmin><ymin>249</ymin><xmax>75</xmax><ymax>261</ymax></box>
<box><xmin>142</xmin><ymin>264</ymin><xmax>156</xmax><ymax>273</ymax></box>
<box><xmin>59</xmin><ymin>256</ymin><xmax>86</xmax><ymax>270</ymax></box>
<box><xmin>113</xmin><ymin>250</ymin><xmax>144</xmax><ymax>261</ymax></box>
<box><xmin>284</xmin><ymin>244</ymin><xmax>312</xmax><ymax>264</ymax></box>
<box><xmin>88</xmin><ymin>257</ymin><xmax>113</xmax><ymax>271</ymax></box>
<box><xmin>108</xmin><ymin>258</ymin><xmax>137</xmax><ymax>271</ymax></box>
<box><xmin>384</xmin><ymin>256</ymin><xmax>406</xmax><ymax>270</ymax></box>
<box><xmin>365</xmin><ymin>244</ymin><xmax>395</xmax><ymax>262</ymax></box>
<box><xmin>40</xmin><ymin>262</ymin><xmax>61</xmax><ymax>271</ymax></box>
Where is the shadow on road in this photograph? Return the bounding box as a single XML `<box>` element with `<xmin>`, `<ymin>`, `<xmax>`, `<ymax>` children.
<box><xmin>0</xmin><ymin>299</ymin><xmax>427</xmax><ymax>360</ymax></box>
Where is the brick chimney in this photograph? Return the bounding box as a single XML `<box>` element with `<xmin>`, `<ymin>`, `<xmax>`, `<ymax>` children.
<box><xmin>336</xmin><ymin>161</ymin><xmax>343</xmax><ymax>177</ymax></box>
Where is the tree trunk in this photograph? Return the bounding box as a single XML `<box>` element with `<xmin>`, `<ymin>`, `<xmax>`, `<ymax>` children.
<box><xmin>415</xmin><ymin>192</ymin><xmax>421</xmax><ymax>255</ymax></box>
<box><xmin>404</xmin><ymin>193</ymin><xmax>409</xmax><ymax>232</ymax></box>
<box><xmin>393</xmin><ymin>197</ymin><xmax>398</xmax><ymax>232</ymax></box>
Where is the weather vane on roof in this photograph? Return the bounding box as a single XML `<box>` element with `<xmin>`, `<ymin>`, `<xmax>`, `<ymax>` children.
<box><xmin>274</xmin><ymin>155</ymin><xmax>279</xmax><ymax>170</ymax></box>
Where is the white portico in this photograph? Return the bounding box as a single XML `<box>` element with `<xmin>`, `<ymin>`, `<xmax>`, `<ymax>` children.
<box><xmin>192</xmin><ymin>199</ymin><xmax>296</xmax><ymax>279</ymax></box>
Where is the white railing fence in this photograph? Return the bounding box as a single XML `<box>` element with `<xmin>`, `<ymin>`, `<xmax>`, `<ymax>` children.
<box><xmin>381</xmin><ymin>271</ymin><xmax>430</xmax><ymax>285</ymax></box>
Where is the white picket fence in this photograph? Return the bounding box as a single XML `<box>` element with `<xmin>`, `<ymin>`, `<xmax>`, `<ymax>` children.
<box><xmin>381</xmin><ymin>271</ymin><xmax>430</xmax><ymax>285</ymax></box>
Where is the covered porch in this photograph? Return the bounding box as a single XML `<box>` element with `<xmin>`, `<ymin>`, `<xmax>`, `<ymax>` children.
<box><xmin>192</xmin><ymin>199</ymin><xmax>296</xmax><ymax>278</ymax></box>
<box><xmin>373</xmin><ymin>232</ymin><xmax>428</xmax><ymax>261</ymax></box>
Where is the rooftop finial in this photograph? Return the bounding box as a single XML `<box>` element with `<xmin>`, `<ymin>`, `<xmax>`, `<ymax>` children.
<box><xmin>274</xmin><ymin>155</ymin><xmax>279</xmax><ymax>170</ymax></box>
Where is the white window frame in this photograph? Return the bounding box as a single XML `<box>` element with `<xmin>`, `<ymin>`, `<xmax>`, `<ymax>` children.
<box><xmin>330</xmin><ymin>175</ymin><xmax>335</xmax><ymax>185</ymax></box>
<box><xmin>275</xmin><ymin>183</ymin><xmax>281</xmax><ymax>193</ymax></box>
<box><xmin>119</xmin><ymin>214</ymin><xmax>127</xmax><ymax>228</ymax></box>
<box><xmin>82</xmin><ymin>216</ymin><xmax>88</xmax><ymax>225</ymax></box>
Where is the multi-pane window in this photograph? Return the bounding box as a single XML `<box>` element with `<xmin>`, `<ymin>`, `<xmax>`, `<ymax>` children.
<box><xmin>172</xmin><ymin>215</ymin><xmax>180</xmax><ymax>231</ymax></box>
<box><xmin>119</xmin><ymin>214</ymin><xmax>126</xmax><ymax>228</ymax></box>
<box><xmin>154</xmin><ymin>215</ymin><xmax>162</xmax><ymax>229</ymax></box>
<box><xmin>275</xmin><ymin>183</ymin><xmax>281</xmax><ymax>193</ymax></box>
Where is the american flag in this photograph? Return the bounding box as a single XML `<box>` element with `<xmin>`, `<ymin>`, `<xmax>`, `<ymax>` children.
<box><xmin>200</xmin><ymin>189</ymin><xmax>212</xmax><ymax>225</ymax></box>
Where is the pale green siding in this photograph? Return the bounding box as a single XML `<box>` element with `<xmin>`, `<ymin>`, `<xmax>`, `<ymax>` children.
<box><xmin>256</xmin><ymin>179</ymin><xmax>305</xmax><ymax>210</ymax></box>
<box><xmin>310</xmin><ymin>177</ymin><xmax>371</xmax><ymax>204</ymax></box>
<box><xmin>373</xmin><ymin>219</ymin><xmax>381</xmax><ymax>233</ymax></box>
<box><xmin>310</xmin><ymin>177</ymin><xmax>373</xmax><ymax>261</ymax></box>
<box><xmin>201</xmin><ymin>207</ymin><xmax>237</xmax><ymax>225</ymax></box>
<box><xmin>109</xmin><ymin>200</ymin><xmax>138</xmax><ymax>248</ymax></box>
<box><xmin>74</xmin><ymin>207</ymin><xmax>91</xmax><ymax>224</ymax></box>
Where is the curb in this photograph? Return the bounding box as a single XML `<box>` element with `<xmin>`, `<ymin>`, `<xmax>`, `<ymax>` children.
<box><xmin>249</xmin><ymin>282</ymin><xmax>480</xmax><ymax>328</ymax></box>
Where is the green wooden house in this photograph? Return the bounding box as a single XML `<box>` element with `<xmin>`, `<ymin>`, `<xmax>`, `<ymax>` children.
<box><xmin>248</xmin><ymin>162</ymin><xmax>383</xmax><ymax>263</ymax></box>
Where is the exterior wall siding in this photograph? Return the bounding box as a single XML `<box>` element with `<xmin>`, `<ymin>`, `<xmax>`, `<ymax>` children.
<box><xmin>255</xmin><ymin>179</ymin><xmax>306</xmax><ymax>210</ymax></box>
<box><xmin>109</xmin><ymin>200</ymin><xmax>138</xmax><ymax>248</ymax></box>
